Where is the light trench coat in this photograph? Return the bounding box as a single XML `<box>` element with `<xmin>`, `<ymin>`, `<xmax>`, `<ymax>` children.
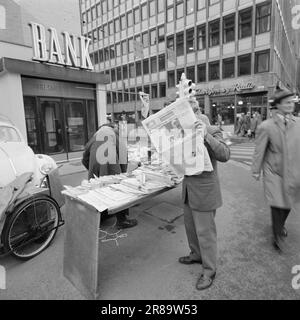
<box><xmin>252</xmin><ymin>113</ymin><xmax>300</xmax><ymax>209</ymax></box>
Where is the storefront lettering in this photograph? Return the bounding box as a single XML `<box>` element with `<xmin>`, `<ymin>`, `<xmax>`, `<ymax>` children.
<box><xmin>29</xmin><ymin>22</ymin><xmax>94</xmax><ymax>70</ymax></box>
<box><xmin>196</xmin><ymin>82</ymin><xmax>255</xmax><ymax>96</ymax></box>
<box><xmin>292</xmin><ymin>5</ymin><xmax>300</xmax><ymax>30</ymax></box>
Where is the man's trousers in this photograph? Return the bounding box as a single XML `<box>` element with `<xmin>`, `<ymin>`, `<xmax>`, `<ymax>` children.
<box><xmin>271</xmin><ymin>206</ymin><xmax>290</xmax><ymax>240</ymax></box>
<box><xmin>183</xmin><ymin>203</ymin><xmax>217</xmax><ymax>277</ymax></box>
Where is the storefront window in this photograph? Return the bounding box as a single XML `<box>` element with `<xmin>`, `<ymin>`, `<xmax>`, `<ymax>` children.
<box><xmin>236</xmin><ymin>93</ymin><xmax>268</xmax><ymax>122</ymax></box>
<box><xmin>211</xmin><ymin>96</ymin><xmax>236</xmax><ymax>125</ymax></box>
<box><xmin>24</xmin><ymin>97</ymin><xmax>40</xmax><ymax>153</ymax></box>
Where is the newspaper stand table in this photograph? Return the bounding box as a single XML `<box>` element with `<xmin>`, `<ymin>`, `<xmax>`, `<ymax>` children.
<box><xmin>63</xmin><ymin>187</ymin><xmax>173</xmax><ymax>300</ymax></box>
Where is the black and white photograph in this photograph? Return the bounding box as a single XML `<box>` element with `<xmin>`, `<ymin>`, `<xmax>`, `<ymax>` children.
<box><xmin>0</xmin><ymin>0</ymin><xmax>300</xmax><ymax>307</ymax></box>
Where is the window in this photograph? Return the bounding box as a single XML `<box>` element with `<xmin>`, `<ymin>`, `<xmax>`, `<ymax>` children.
<box><xmin>141</xmin><ymin>3</ymin><xmax>147</xmax><ymax>20</ymax></box>
<box><xmin>151</xmin><ymin>56</ymin><xmax>157</xmax><ymax>73</ymax></box>
<box><xmin>110</xmin><ymin>45</ymin><xmax>115</xmax><ymax>59</ymax></box>
<box><xmin>113</xmin><ymin>0</ymin><xmax>119</xmax><ymax>8</ymax></box>
<box><xmin>117</xmin><ymin>67</ymin><xmax>122</xmax><ymax>81</ymax></box>
<box><xmin>176</xmin><ymin>0</ymin><xmax>184</xmax><ymax>19</ymax></box>
<box><xmin>177</xmin><ymin>68</ymin><xmax>184</xmax><ymax>84</ymax></box>
<box><xmin>238</xmin><ymin>54</ymin><xmax>251</xmax><ymax>76</ymax></box>
<box><xmin>158</xmin><ymin>25</ymin><xmax>165</xmax><ymax>43</ymax></box>
<box><xmin>124</xmin><ymin>89</ymin><xmax>129</xmax><ymax>102</ymax></box>
<box><xmin>87</xmin><ymin>10</ymin><xmax>91</xmax><ymax>23</ymax></box>
<box><xmin>197</xmin><ymin>24</ymin><xmax>206</xmax><ymax>50</ymax></box>
<box><xmin>255</xmin><ymin>50</ymin><xmax>270</xmax><ymax>73</ymax></box>
<box><xmin>143</xmin><ymin>59</ymin><xmax>149</xmax><ymax>74</ymax></box>
<box><xmin>112</xmin><ymin>92</ymin><xmax>117</xmax><ymax>103</ymax></box>
<box><xmin>121</xmin><ymin>15</ymin><xmax>126</xmax><ymax>30</ymax></box>
<box><xmin>151</xmin><ymin>84</ymin><xmax>158</xmax><ymax>99</ymax></box>
<box><xmin>167</xmin><ymin>35</ymin><xmax>175</xmax><ymax>50</ymax></box>
<box><xmin>187</xmin><ymin>66</ymin><xmax>195</xmax><ymax>82</ymax></box>
<box><xmin>123</xmin><ymin>65</ymin><xmax>128</xmax><ymax>79</ymax></box>
<box><xmin>104</xmin><ymin>47</ymin><xmax>109</xmax><ymax>61</ymax></box>
<box><xmin>127</xmin><ymin>11</ymin><xmax>133</xmax><ymax>27</ymax></box>
<box><xmin>142</xmin><ymin>31</ymin><xmax>149</xmax><ymax>47</ymax></box>
<box><xmin>91</xmin><ymin>6</ymin><xmax>96</xmax><ymax>21</ymax></box>
<box><xmin>107</xmin><ymin>0</ymin><xmax>112</xmax><ymax>11</ymax></box>
<box><xmin>176</xmin><ymin>32</ymin><xmax>184</xmax><ymax>56</ymax></box>
<box><xmin>157</xmin><ymin>0</ymin><xmax>164</xmax><ymax>13</ymax></box>
<box><xmin>150</xmin><ymin>29</ymin><xmax>157</xmax><ymax>46</ymax></box>
<box><xmin>107</xmin><ymin>92</ymin><xmax>111</xmax><ymax>104</ymax></box>
<box><xmin>129</xmin><ymin>63</ymin><xmax>135</xmax><ymax>78</ymax></box>
<box><xmin>102</xmin><ymin>0</ymin><xmax>107</xmax><ymax>14</ymax></box>
<box><xmin>209</xmin><ymin>0</ymin><xmax>219</xmax><ymax>5</ymax></box>
<box><xmin>197</xmin><ymin>0</ymin><xmax>205</xmax><ymax>10</ymax></box>
<box><xmin>149</xmin><ymin>0</ymin><xmax>156</xmax><ymax>17</ymax></box>
<box><xmin>239</xmin><ymin>8</ymin><xmax>252</xmax><ymax>39</ymax></box>
<box><xmin>121</xmin><ymin>40</ymin><xmax>127</xmax><ymax>55</ymax></box>
<box><xmin>223</xmin><ymin>57</ymin><xmax>235</xmax><ymax>78</ymax></box>
<box><xmin>136</xmin><ymin>61</ymin><xmax>142</xmax><ymax>76</ymax></box>
<box><xmin>99</xmin><ymin>49</ymin><xmax>104</xmax><ymax>62</ymax></box>
<box><xmin>158</xmin><ymin>54</ymin><xmax>165</xmax><ymax>71</ymax></box>
<box><xmin>223</xmin><ymin>14</ymin><xmax>235</xmax><ymax>43</ymax></box>
<box><xmin>209</xmin><ymin>19</ymin><xmax>220</xmax><ymax>47</ymax></box>
<box><xmin>186</xmin><ymin>0</ymin><xmax>195</xmax><ymax>15</ymax></box>
<box><xmin>96</xmin><ymin>4</ymin><xmax>101</xmax><ymax>17</ymax></box>
<box><xmin>134</xmin><ymin>7</ymin><xmax>140</xmax><ymax>24</ymax></box>
<box><xmin>108</xmin><ymin>21</ymin><xmax>114</xmax><ymax>35</ymax></box>
<box><xmin>256</xmin><ymin>1</ymin><xmax>271</xmax><ymax>34</ymax></box>
<box><xmin>114</xmin><ymin>18</ymin><xmax>120</xmax><ymax>33</ymax></box>
<box><xmin>144</xmin><ymin>85</ymin><xmax>150</xmax><ymax>94</ymax></box>
<box><xmin>128</xmin><ymin>38</ymin><xmax>134</xmax><ymax>52</ymax></box>
<box><xmin>103</xmin><ymin>24</ymin><xmax>108</xmax><ymax>37</ymax></box>
<box><xmin>186</xmin><ymin>28</ymin><xmax>195</xmax><ymax>53</ymax></box>
<box><xmin>209</xmin><ymin>61</ymin><xmax>220</xmax><ymax>80</ymax></box>
<box><xmin>167</xmin><ymin>6</ymin><xmax>174</xmax><ymax>22</ymax></box>
<box><xmin>111</xmin><ymin>68</ymin><xmax>116</xmax><ymax>82</ymax></box>
<box><xmin>130</xmin><ymin>88</ymin><xmax>136</xmax><ymax>101</ymax></box>
<box><xmin>197</xmin><ymin>63</ymin><xmax>206</xmax><ymax>82</ymax></box>
<box><xmin>116</xmin><ymin>43</ymin><xmax>121</xmax><ymax>57</ymax></box>
<box><xmin>168</xmin><ymin>71</ymin><xmax>175</xmax><ymax>87</ymax></box>
<box><xmin>159</xmin><ymin>83</ymin><xmax>166</xmax><ymax>97</ymax></box>
<box><xmin>94</xmin><ymin>51</ymin><xmax>99</xmax><ymax>64</ymax></box>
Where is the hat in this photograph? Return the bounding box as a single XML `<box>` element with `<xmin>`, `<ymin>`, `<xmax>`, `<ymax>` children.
<box><xmin>269</xmin><ymin>86</ymin><xmax>295</xmax><ymax>109</ymax></box>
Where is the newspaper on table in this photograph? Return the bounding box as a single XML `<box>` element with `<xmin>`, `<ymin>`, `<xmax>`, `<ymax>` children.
<box><xmin>142</xmin><ymin>98</ymin><xmax>213</xmax><ymax>176</ymax></box>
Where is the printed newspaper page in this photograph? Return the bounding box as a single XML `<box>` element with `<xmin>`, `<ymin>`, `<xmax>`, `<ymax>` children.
<box><xmin>142</xmin><ymin>98</ymin><xmax>213</xmax><ymax>176</ymax></box>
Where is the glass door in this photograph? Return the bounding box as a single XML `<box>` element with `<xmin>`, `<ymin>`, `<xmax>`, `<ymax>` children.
<box><xmin>40</xmin><ymin>98</ymin><xmax>66</xmax><ymax>159</ymax></box>
<box><xmin>64</xmin><ymin>100</ymin><xmax>86</xmax><ymax>160</ymax></box>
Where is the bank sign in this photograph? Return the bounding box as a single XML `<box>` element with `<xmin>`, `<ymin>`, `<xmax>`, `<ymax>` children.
<box><xmin>29</xmin><ymin>22</ymin><xmax>94</xmax><ymax>71</ymax></box>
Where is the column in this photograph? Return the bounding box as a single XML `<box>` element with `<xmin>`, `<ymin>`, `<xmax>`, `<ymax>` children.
<box><xmin>96</xmin><ymin>83</ymin><xmax>107</xmax><ymax>126</ymax></box>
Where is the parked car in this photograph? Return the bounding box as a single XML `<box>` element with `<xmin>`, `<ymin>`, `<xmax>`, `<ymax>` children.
<box><xmin>0</xmin><ymin>115</ymin><xmax>57</xmax><ymax>187</ymax></box>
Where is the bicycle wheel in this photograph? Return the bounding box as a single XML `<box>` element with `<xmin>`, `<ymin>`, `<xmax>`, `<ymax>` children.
<box><xmin>2</xmin><ymin>195</ymin><xmax>60</xmax><ymax>260</ymax></box>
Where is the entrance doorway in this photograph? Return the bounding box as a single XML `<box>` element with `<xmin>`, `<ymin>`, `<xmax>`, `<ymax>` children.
<box><xmin>24</xmin><ymin>96</ymin><xmax>97</xmax><ymax>162</ymax></box>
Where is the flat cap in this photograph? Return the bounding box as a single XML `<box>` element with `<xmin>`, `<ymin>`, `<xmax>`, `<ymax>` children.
<box><xmin>269</xmin><ymin>87</ymin><xmax>295</xmax><ymax>108</ymax></box>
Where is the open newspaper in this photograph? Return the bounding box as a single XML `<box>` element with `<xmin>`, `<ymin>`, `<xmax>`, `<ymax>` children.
<box><xmin>142</xmin><ymin>98</ymin><xmax>213</xmax><ymax>176</ymax></box>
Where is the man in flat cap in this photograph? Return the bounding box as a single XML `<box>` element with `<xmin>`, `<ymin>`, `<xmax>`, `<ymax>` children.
<box><xmin>252</xmin><ymin>86</ymin><xmax>300</xmax><ymax>251</ymax></box>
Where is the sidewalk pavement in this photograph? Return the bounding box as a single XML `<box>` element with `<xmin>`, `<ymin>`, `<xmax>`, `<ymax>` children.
<box><xmin>1</xmin><ymin>161</ymin><xmax>299</xmax><ymax>300</ymax></box>
<box><xmin>58</xmin><ymin>160</ymin><xmax>86</xmax><ymax>177</ymax></box>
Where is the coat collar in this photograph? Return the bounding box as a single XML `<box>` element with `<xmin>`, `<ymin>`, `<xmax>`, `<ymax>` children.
<box><xmin>272</xmin><ymin>112</ymin><xmax>296</xmax><ymax>131</ymax></box>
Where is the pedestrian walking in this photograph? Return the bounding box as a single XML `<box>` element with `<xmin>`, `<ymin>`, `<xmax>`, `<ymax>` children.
<box><xmin>252</xmin><ymin>87</ymin><xmax>300</xmax><ymax>251</ymax></box>
<box><xmin>179</xmin><ymin>101</ymin><xmax>231</xmax><ymax>290</ymax></box>
<box><xmin>249</xmin><ymin>113</ymin><xmax>258</xmax><ymax>140</ymax></box>
<box><xmin>82</xmin><ymin>121</ymin><xmax>138</xmax><ymax>230</ymax></box>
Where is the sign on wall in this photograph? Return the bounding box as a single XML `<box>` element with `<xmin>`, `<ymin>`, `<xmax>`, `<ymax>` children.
<box><xmin>29</xmin><ymin>22</ymin><xmax>94</xmax><ymax>71</ymax></box>
<box><xmin>0</xmin><ymin>5</ymin><xmax>5</xmax><ymax>30</ymax></box>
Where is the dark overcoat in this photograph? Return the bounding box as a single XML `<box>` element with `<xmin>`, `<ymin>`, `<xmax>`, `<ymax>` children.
<box><xmin>182</xmin><ymin>126</ymin><xmax>231</xmax><ymax>212</ymax></box>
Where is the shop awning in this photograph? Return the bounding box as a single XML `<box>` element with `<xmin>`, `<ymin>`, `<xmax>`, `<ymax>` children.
<box><xmin>0</xmin><ymin>57</ymin><xmax>109</xmax><ymax>85</ymax></box>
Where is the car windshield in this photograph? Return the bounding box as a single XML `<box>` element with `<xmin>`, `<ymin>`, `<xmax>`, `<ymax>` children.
<box><xmin>0</xmin><ymin>126</ymin><xmax>21</xmax><ymax>142</ymax></box>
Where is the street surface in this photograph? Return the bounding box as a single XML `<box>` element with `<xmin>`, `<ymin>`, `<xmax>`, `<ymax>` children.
<box><xmin>0</xmin><ymin>160</ymin><xmax>299</xmax><ymax>300</ymax></box>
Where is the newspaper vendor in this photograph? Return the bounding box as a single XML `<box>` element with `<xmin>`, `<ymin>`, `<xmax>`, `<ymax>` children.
<box><xmin>179</xmin><ymin>99</ymin><xmax>230</xmax><ymax>290</ymax></box>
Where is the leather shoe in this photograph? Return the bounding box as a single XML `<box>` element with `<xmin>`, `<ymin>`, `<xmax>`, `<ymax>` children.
<box><xmin>116</xmin><ymin>219</ymin><xmax>138</xmax><ymax>229</ymax></box>
<box><xmin>195</xmin><ymin>274</ymin><xmax>216</xmax><ymax>291</ymax></box>
<box><xmin>178</xmin><ymin>256</ymin><xmax>202</xmax><ymax>265</ymax></box>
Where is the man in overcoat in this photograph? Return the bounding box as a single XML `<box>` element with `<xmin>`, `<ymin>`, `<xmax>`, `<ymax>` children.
<box><xmin>252</xmin><ymin>87</ymin><xmax>300</xmax><ymax>251</ymax></box>
<box><xmin>82</xmin><ymin>122</ymin><xmax>138</xmax><ymax>229</ymax></box>
<box><xmin>179</xmin><ymin>102</ymin><xmax>231</xmax><ymax>290</ymax></box>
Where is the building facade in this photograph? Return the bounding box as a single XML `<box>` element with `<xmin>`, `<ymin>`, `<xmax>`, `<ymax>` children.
<box><xmin>0</xmin><ymin>0</ymin><xmax>108</xmax><ymax>162</ymax></box>
<box><xmin>80</xmin><ymin>0</ymin><xmax>300</xmax><ymax>126</ymax></box>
